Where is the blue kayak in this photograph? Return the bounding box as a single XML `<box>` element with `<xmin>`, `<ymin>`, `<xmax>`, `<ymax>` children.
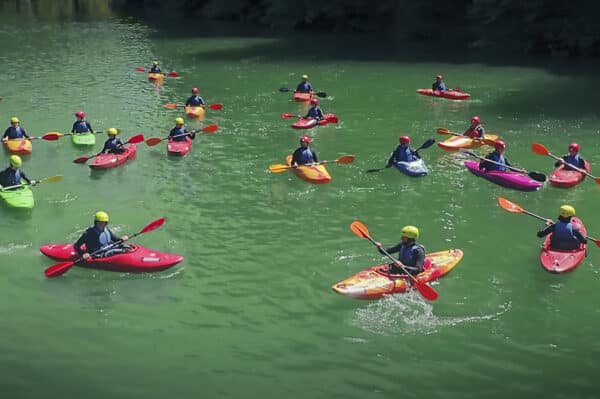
<box><xmin>394</xmin><ymin>158</ymin><xmax>428</xmax><ymax>177</ymax></box>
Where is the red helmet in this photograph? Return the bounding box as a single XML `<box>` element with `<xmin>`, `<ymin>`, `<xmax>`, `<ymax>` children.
<box><xmin>471</xmin><ymin>116</ymin><xmax>480</xmax><ymax>124</ymax></box>
<box><xmin>494</xmin><ymin>140</ymin><xmax>506</xmax><ymax>152</ymax></box>
<box><xmin>310</xmin><ymin>98</ymin><xmax>319</xmax><ymax>105</ymax></box>
<box><xmin>399</xmin><ymin>135</ymin><xmax>411</xmax><ymax>144</ymax></box>
<box><xmin>436</xmin><ymin>75</ymin><xmax>443</xmax><ymax>80</ymax></box>
<box><xmin>568</xmin><ymin>142</ymin><xmax>580</xmax><ymax>152</ymax></box>
<box><xmin>300</xmin><ymin>135</ymin><xmax>311</xmax><ymax>144</ymax></box>
<box><xmin>75</xmin><ymin>111</ymin><xmax>85</xmax><ymax>118</ymax></box>
<box><xmin>192</xmin><ymin>87</ymin><xmax>199</xmax><ymax>94</ymax></box>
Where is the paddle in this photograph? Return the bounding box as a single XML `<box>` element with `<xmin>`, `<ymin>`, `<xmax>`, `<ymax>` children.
<box><xmin>280</xmin><ymin>113</ymin><xmax>339</xmax><ymax>124</ymax></box>
<box><xmin>135</xmin><ymin>67</ymin><xmax>178</xmax><ymax>77</ymax></box>
<box><xmin>268</xmin><ymin>155</ymin><xmax>355</xmax><ymax>173</ymax></box>
<box><xmin>164</xmin><ymin>103</ymin><xmax>223</xmax><ymax>111</ymax></box>
<box><xmin>44</xmin><ymin>217</ymin><xmax>166</xmax><ymax>278</ymax></box>
<box><xmin>278</xmin><ymin>87</ymin><xmax>327</xmax><ymax>98</ymax></box>
<box><xmin>436</xmin><ymin>128</ymin><xmax>497</xmax><ymax>146</ymax></box>
<box><xmin>73</xmin><ymin>134</ymin><xmax>144</xmax><ymax>164</ymax></box>
<box><xmin>497</xmin><ymin>197</ymin><xmax>600</xmax><ymax>248</ymax></box>
<box><xmin>52</xmin><ymin>130</ymin><xmax>114</xmax><ymax>139</ymax></box>
<box><xmin>531</xmin><ymin>143</ymin><xmax>600</xmax><ymax>185</ymax></box>
<box><xmin>0</xmin><ymin>175</ymin><xmax>63</xmax><ymax>191</ymax></box>
<box><xmin>461</xmin><ymin>149</ymin><xmax>546</xmax><ymax>182</ymax></box>
<box><xmin>145</xmin><ymin>124</ymin><xmax>219</xmax><ymax>146</ymax></box>
<box><xmin>3</xmin><ymin>133</ymin><xmax>62</xmax><ymax>141</ymax></box>
<box><xmin>367</xmin><ymin>138</ymin><xmax>436</xmax><ymax>173</ymax></box>
<box><xmin>349</xmin><ymin>221</ymin><xmax>438</xmax><ymax>301</ymax></box>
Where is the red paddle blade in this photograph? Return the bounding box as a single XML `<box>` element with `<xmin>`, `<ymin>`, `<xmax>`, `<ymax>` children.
<box><xmin>128</xmin><ymin>134</ymin><xmax>145</xmax><ymax>144</ymax></box>
<box><xmin>350</xmin><ymin>221</ymin><xmax>370</xmax><ymax>239</ymax></box>
<box><xmin>163</xmin><ymin>103</ymin><xmax>179</xmax><ymax>109</ymax></box>
<box><xmin>326</xmin><ymin>116</ymin><xmax>339</xmax><ymax>123</ymax></box>
<box><xmin>41</xmin><ymin>133</ymin><xmax>60</xmax><ymax>141</ymax></box>
<box><xmin>167</xmin><ymin>72</ymin><xmax>178</xmax><ymax>77</ymax></box>
<box><xmin>209</xmin><ymin>103</ymin><xmax>223</xmax><ymax>110</ymax></box>
<box><xmin>595</xmin><ymin>177</ymin><xmax>600</xmax><ymax>185</ymax></box>
<box><xmin>336</xmin><ymin>155</ymin><xmax>355</xmax><ymax>164</ymax></box>
<box><xmin>202</xmin><ymin>124</ymin><xmax>219</xmax><ymax>133</ymax></box>
<box><xmin>415</xmin><ymin>281</ymin><xmax>439</xmax><ymax>301</ymax></box>
<box><xmin>73</xmin><ymin>156</ymin><xmax>89</xmax><ymax>164</ymax></box>
<box><xmin>135</xmin><ymin>67</ymin><xmax>146</xmax><ymax>72</ymax></box>
<box><xmin>145</xmin><ymin>137</ymin><xmax>163</xmax><ymax>146</ymax></box>
<box><xmin>139</xmin><ymin>217</ymin><xmax>166</xmax><ymax>234</ymax></box>
<box><xmin>280</xmin><ymin>113</ymin><xmax>297</xmax><ymax>119</ymax></box>
<box><xmin>590</xmin><ymin>237</ymin><xmax>600</xmax><ymax>248</ymax></box>
<box><xmin>498</xmin><ymin>197</ymin><xmax>524</xmax><ymax>213</ymax></box>
<box><xmin>531</xmin><ymin>143</ymin><xmax>549</xmax><ymax>156</ymax></box>
<box><xmin>44</xmin><ymin>261</ymin><xmax>75</xmax><ymax>278</ymax></box>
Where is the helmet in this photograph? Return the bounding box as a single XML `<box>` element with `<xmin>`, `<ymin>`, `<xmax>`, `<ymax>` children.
<box><xmin>76</xmin><ymin>111</ymin><xmax>85</xmax><ymax>118</ymax></box>
<box><xmin>192</xmin><ymin>87</ymin><xmax>199</xmax><ymax>94</ymax></box>
<box><xmin>436</xmin><ymin>75</ymin><xmax>443</xmax><ymax>80</ymax></box>
<box><xmin>10</xmin><ymin>117</ymin><xmax>19</xmax><ymax>124</ymax></box>
<box><xmin>302</xmin><ymin>74</ymin><xmax>309</xmax><ymax>79</ymax></box>
<box><xmin>494</xmin><ymin>140</ymin><xmax>506</xmax><ymax>152</ymax></box>
<box><xmin>94</xmin><ymin>211</ymin><xmax>109</xmax><ymax>222</ymax></box>
<box><xmin>300</xmin><ymin>135</ymin><xmax>311</xmax><ymax>144</ymax></box>
<box><xmin>107</xmin><ymin>128</ymin><xmax>118</xmax><ymax>136</ymax></box>
<box><xmin>399</xmin><ymin>135</ymin><xmax>411</xmax><ymax>144</ymax></box>
<box><xmin>568</xmin><ymin>142</ymin><xmax>580</xmax><ymax>152</ymax></box>
<box><xmin>153</xmin><ymin>61</ymin><xmax>159</xmax><ymax>65</ymax></box>
<box><xmin>310</xmin><ymin>98</ymin><xmax>319</xmax><ymax>105</ymax></box>
<box><xmin>175</xmin><ymin>117</ymin><xmax>185</xmax><ymax>125</ymax></box>
<box><xmin>9</xmin><ymin>155</ymin><xmax>22</xmax><ymax>167</ymax></box>
<box><xmin>401</xmin><ymin>225</ymin><xmax>419</xmax><ymax>240</ymax></box>
<box><xmin>471</xmin><ymin>116</ymin><xmax>481</xmax><ymax>124</ymax></box>
<box><xmin>559</xmin><ymin>205</ymin><xmax>576</xmax><ymax>218</ymax></box>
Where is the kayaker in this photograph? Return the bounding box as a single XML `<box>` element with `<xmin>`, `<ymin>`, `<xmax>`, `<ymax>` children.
<box><xmin>3</xmin><ymin>117</ymin><xmax>31</xmax><ymax>140</ymax></box>
<box><xmin>479</xmin><ymin>140</ymin><xmax>512</xmax><ymax>172</ymax></box>
<box><xmin>375</xmin><ymin>226</ymin><xmax>426</xmax><ymax>275</ymax></box>
<box><xmin>185</xmin><ymin>87</ymin><xmax>205</xmax><ymax>107</ymax></box>
<box><xmin>0</xmin><ymin>155</ymin><xmax>37</xmax><ymax>189</ymax></box>
<box><xmin>169</xmin><ymin>117</ymin><xmax>196</xmax><ymax>142</ymax></box>
<box><xmin>463</xmin><ymin>116</ymin><xmax>485</xmax><ymax>139</ymax></box>
<box><xmin>555</xmin><ymin>143</ymin><xmax>586</xmax><ymax>171</ymax></box>
<box><xmin>386</xmin><ymin>135</ymin><xmax>420</xmax><ymax>167</ymax></box>
<box><xmin>149</xmin><ymin>61</ymin><xmax>161</xmax><ymax>73</ymax></box>
<box><xmin>291</xmin><ymin>135</ymin><xmax>318</xmax><ymax>166</ymax></box>
<box><xmin>295</xmin><ymin>74</ymin><xmax>312</xmax><ymax>93</ymax></box>
<box><xmin>304</xmin><ymin>98</ymin><xmax>324</xmax><ymax>120</ymax></box>
<box><xmin>537</xmin><ymin>205</ymin><xmax>587</xmax><ymax>250</ymax></box>
<box><xmin>74</xmin><ymin>211</ymin><xmax>130</xmax><ymax>260</ymax></box>
<box><xmin>71</xmin><ymin>111</ymin><xmax>94</xmax><ymax>134</ymax></box>
<box><xmin>431</xmin><ymin>75</ymin><xmax>447</xmax><ymax>92</ymax></box>
<box><xmin>100</xmin><ymin>128</ymin><xmax>125</xmax><ymax>154</ymax></box>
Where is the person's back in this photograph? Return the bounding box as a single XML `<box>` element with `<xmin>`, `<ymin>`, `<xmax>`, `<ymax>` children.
<box><xmin>185</xmin><ymin>87</ymin><xmax>205</xmax><ymax>106</ymax></box>
<box><xmin>72</xmin><ymin>111</ymin><xmax>93</xmax><ymax>133</ymax></box>
<box><xmin>537</xmin><ymin>206</ymin><xmax>587</xmax><ymax>251</ymax></box>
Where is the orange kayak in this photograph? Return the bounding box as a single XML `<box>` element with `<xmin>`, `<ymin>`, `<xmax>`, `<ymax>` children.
<box><xmin>3</xmin><ymin>138</ymin><xmax>32</xmax><ymax>155</ymax></box>
<box><xmin>285</xmin><ymin>155</ymin><xmax>331</xmax><ymax>184</ymax></box>
<box><xmin>437</xmin><ymin>134</ymin><xmax>498</xmax><ymax>151</ymax></box>
<box><xmin>185</xmin><ymin>106</ymin><xmax>205</xmax><ymax>118</ymax></box>
<box><xmin>148</xmin><ymin>73</ymin><xmax>164</xmax><ymax>82</ymax></box>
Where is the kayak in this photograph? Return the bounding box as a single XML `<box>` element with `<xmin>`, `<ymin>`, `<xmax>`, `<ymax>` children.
<box><xmin>3</xmin><ymin>138</ymin><xmax>32</xmax><ymax>155</ymax></box>
<box><xmin>148</xmin><ymin>73</ymin><xmax>164</xmax><ymax>82</ymax></box>
<box><xmin>332</xmin><ymin>249</ymin><xmax>463</xmax><ymax>300</ymax></box>
<box><xmin>72</xmin><ymin>133</ymin><xmax>96</xmax><ymax>146</ymax></box>
<box><xmin>0</xmin><ymin>183</ymin><xmax>34</xmax><ymax>209</ymax></box>
<box><xmin>437</xmin><ymin>134</ymin><xmax>498</xmax><ymax>151</ymax></box>
<box><xmin>464</xmin><ymin>160</ymin><xmax>543</xmax><ymax>191</ymax></box>
<box><xmin>417</xmin><ymin>88</ymin><xmax>471</xmax><ymax>100</ymax></box>
<box><xmin>39</xmin><ymin>243</ymin><xmax>184</xmax><ymax>273</ymax></box>
<box><xmin>549</xmin><ymin>160</ymin><xmax>591</xmax><ymax>188</ymax></box>
<box><xmin>167</xmin><ymin>137</ymin><xmax>192</xmax><ymax>156</ymax></box>
<box><xmin>285</xmin><ymin>155</ymin><xmax>331</xmax><ymax>184</ymax></box>
<box><xmin>89</xmin><ymin>144</ymin><xmax>137</xmax><ymax>169</ymax></box>
<box><xmin>540</xmin><ymin>217</ymin><xmax>587</xmax><ymax>273</ymax></box>
<box><xmin>293</xmin><ymin>91</ymin><xmax>313</xmax><ymax>102</ymax></box>
<box><xmin>292</xmin><ymin>113</ymin><xmax>337</xmax><ymax>129</ymax></box>
<box><xmin>185</xmin><ymin>105</ymin><xmax>205</xmax><ymax>119</ymax></box>
<box><xmin>393</xmin><ymin>158</ymin><xmax>428</xmax><ymax>177</ymax></box>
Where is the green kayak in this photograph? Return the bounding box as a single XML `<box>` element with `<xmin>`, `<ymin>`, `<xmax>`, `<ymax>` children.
<box><xmin>72</xmin><ymin>133</ymin><xmax>96</xmax><ymax>145</ymax></box>
<box><xmin>0</xmin><ymin>184</ymin><xmax>34</xmax><ymax>209</ymax></box>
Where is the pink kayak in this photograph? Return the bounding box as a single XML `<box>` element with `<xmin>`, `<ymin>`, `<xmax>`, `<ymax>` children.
<box><xmin>417</xmin><ymin>88</ymin><xmax>470</xmax><ymax>100</ymax></box>
<box><xmin>549</xmin><ymin>160</ymin><xmax>591</xmax><ymax>188</ymax></box>
<box><xmin>540</xmin><ymin>217</ymin><xmax>587</xmax><ymax>273</ymax></box>
<box><xmin>292</xmin><ymin>113</ymin><xmax>337</xmax><ymax>129</ymax></box>
<box><xmin>40</xmin><ymin>243</ymin><xmax>184</xmax><ymax>273</ymax></box>
<box><xmin>464</xmin><ymin>160</ymin><xmax>543</xmax><ymax>191</ymax></box>
<box><xmin>167</xmin><ymin>137</ymin><xmax>192</xmax><ymax>156</ymax></box>
<box><xmin>89</xmin><ymin>144</ymin><xmax>137</xmax><ymax>169</ymax></box>
<box><xmin>293</xmin><ymin>91</ymin><xmax>313</xmax><ymax>102</ymax></box>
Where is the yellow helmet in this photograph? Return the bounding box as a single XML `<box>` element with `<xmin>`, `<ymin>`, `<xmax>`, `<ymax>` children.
<box><xmin>175</xmin><ymin>117</ymin><xmax>185</xmax><ymax>125</ymax></box>
<box><xmin>559</xmin><ymin>205</ymin><xmax>575</xmax><ymax>218</ymax></box>
<box><xmin>10</xmin><ymin>117</ymin><xmax>19</xmax><ymax>124</ymax></box>
<box><xmin>9</xmin><ymin>155</ymin><xmax>22</xmax><ymax>167</ymax></box>
<box><xmin>401</xmin><ymin>225</ymin><xmax>419</xmax><ymax>240</ymax></box>
<box><xmin>302</xmin><ymin>74</ymin><xmax>309</xmax><ymax>79</ymax></box>
<box><xmin>153</xmin><ymin>61</ymin><xmax>159</xmax><ymax>65</ymax></box>
<box><xmin>107</xmin><ymin>128</ymin><xmax>118</xmax><ymax>136</ymax></box>
<box><xmin>95</xmin><ymin>211</ymin><xmax>109</xmax><ymax>222</ymax></box>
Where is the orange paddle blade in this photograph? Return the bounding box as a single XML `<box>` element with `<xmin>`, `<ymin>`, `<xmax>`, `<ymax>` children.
<box><xmin>202</xmin><ymin>124</ymin><xmax>219</xmax><ymax>133</ymax></box>
<box><xmin>268</xmin><ymin>164</ymin><xmax>290</xmax><ymax>173</ymax></box>
<box><xmin>163</xmin><ymin>103</ymin><xmax>179</xmax><ymax>109</ymax></box>
<box><xmin>336</xmin><ymin>155</ymin><xmax>355</xmax><ymax>164</ymax></box>
<box><xmin>350</xmin><ymin>221</ymin><xmax>370</xmax><ymax>239</ymax></box>
<box><xmin>531</xmin><ymin>143</ymin><xmax>550</xmax><ymax>156</ymax></box>
<box><xmin>436</xmin><ymin>128</ymin><xmax>451</xmax><ymax>135</ymax></box>
<box><xmin>497</xmin><ymin>197</ymin><xmax>524</xmax><ymax>213</ymax></box>
<box><xmin>209</xmin><ymin>103</ymin><xmax>223</xmax><ymax>110</ymax></box>
<box><xmin>145</xmin><ymin>137</ymin><xmax>163</xmax><ymax>146</ymax></box>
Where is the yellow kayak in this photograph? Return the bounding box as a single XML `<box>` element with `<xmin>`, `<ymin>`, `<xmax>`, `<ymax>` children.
<box><xmin>285</xmin><ymin>155</ymin><xmax>331</xmax><ymax>184</ymax></box>
<box><xmin>185</xmin><ymin>106</ymin><xmax>206</xmax><ymax>118</ymax></box>
<box><xmin>3</xmin><ymin>138</ymin><xmax>32</xmax><ymax>155</ymax></box>
<box><xmin>437</xmin><ymin>134</ymin><xmax>498</xmax><ymax>151</ymax></box>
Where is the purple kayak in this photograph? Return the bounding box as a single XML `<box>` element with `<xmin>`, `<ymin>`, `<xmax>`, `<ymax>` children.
<box><xmin>464</xmin><ymin>160</ymin><xmax>543</xmax><ymax>191</ymax></box>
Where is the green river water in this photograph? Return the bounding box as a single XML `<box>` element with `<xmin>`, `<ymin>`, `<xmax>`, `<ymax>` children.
<box><xmin>1</xmin><ymin>4</ymin><xmax>600</xmax><ymax>399</ymax></box>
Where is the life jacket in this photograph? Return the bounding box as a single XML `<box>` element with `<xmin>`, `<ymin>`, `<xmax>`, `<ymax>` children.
<box><xmin>73</xmin><ymin>120</ymin><xmax>89</xmax><ymax>133</ymax></box>
<box><xmin>5</xmin><ymin>126</ymin><xmax>25</xmax><ymax>139</ymax></box>
<box><xmin>485</xmin><ymin>151</ymin><xmax>507</xmax><ymax>171</ymax></box>
<box><xmin>551</xmin><ymin>221</ymin><xmax>580</xmax><ymax>250</ymax></box>
<box><xmin>432</xmin><ymin>81</ymin><xmax>447</xmax><ymax>91</ymax></box>
<box><xmin>150</xmin><ymin>66</ymin><xmax>161</xmax><ymax>73</ymax></box>
<box><xmin>398</xmin><ymin>243</ymin><xmax>426</xmax><ymax>268</ymax></box>
<box><xmin>563</xmin><ymin>154</ymin><xmax>581</xmax><ymax>169</ymax></box>
<box><xmin>104</xmin><ymin>137</ymin><xmax>122</xmax><ymax>153</ymax></box>
<box><xmin>296</xmin><ymin>82</ymin><xmax>312</xmax><ymax>93</ymax></box>
<box><xmin>394</xmin><ymin>145</ymin><xmax>417</xmax><ymax>162</ymax></box>
<box><xmin>2</xmin><ymin>167</ymin><xmax>22</xmax><ymax>186</ymax></box>
<box><xmin>187</xmin><ymin>95</ymin><xmax>204</xmax><ymax>106</ymax></box>
<box><xmin>169</xmin><ymin>127</ymin><xmax>188</xmax><ymax>142</ymax></box>
<box><xmin>307</xmin><ymin>106</ymin><xmax>323</xmax><ymax>119</ymax></box>
<box><xmin>464</xmin><ymin>124</ymin><xmax>484</xmax><ymax>138</ymax></box>
<box><xmin>299</xmin><ymin>148</ymin><xmax>315</xmax><ymax>164</ymax></box>
<box><xmin>86</xmin><ymin>226</ymin><xmax>114</xmax><ymax>253</ymax></box>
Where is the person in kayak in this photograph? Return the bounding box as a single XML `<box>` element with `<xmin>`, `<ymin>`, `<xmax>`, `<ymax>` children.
<box><xmin>169</xmin><ymin>117</ymin><xmax>196</xmax><ymax>142</ymax></box>
<box><xmin>149</xmin><ymin>61</ymin><xmax>161</xmax><ymax>73</ymax></box>
<box><xmin>291</xmin><ymin>135</ymin><xmax>318</xmax><ymax>166</ymax></box>
<box><xmin>479</xmin><ymin>140</ymin><xmax>512</xmax><ymax>172</ymax></box>
<box><xmin>537</xmin><ymin>205</ymin><xmax>587</xmax><ymax>250</ymax></box>
<box><xmin>71</xmin><ymin>111</ymin><xmax>94</xmax><ymax>134</ymax></box>
<box><xmin>375</xmin><ymin>226</ymin><xmax>426</xmax><ymax>275</ymax></box>
<box><xmin>100</xmin><ymin>128</ymin><xmax>125</xmax><ymax>154</ymax></box>
<box><xmin>464</xmin><ymin>116</ymin><xmax>485</xmax><ymax>139</ymax></box>
<box><xmin>0</xmin><ymin>155</ymin><xmax>37</xmax><ymax>189</ymax></box>
<box><xmin>74</xmin><ymin>211</ymin><xmax>130</xmax><ymax>260</ymax></box>
<box><xmin>295</xmin><ymin>74</ymin><xmax>312</xmax><ymax>93</ymax></box>
<box><xmin>432</xmin><ymin>75</ymin><xmax>447</xmax><ymax>92</ymax></box>
<box><xmin>386</xmin><ymin>135</ymin><xmax>420</xmax><ymax>167</ymax></box>
<box><xmin>185</xmin><ymin>87</ymin><xmax>205</xmax><ymax>107</ymax></box>
<box><xmin>305</xmin><ymin>98</ymin><xmax>324</xmax><ymax>120</ymax></box>
<box><xmin>555</xmin><ymin>143</ymin><xmax>586</xmax><ymax>171</ymax></box>
<box><xmin>3</xmin><ymin>117</ymin><xmax>31</xmax><ymax>140</ymax></box>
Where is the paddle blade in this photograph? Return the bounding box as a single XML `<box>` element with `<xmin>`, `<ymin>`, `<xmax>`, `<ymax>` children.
<box><xmin>128</xmin><ymin>134</ymin><xmax>145</xmax><ymax>144</ymax></box>
<box><xmin>326</xmin><ymin>116</ymin><xmax>339</xmax><ymax>124</ymax></box>
<box><xmin>315</xmin><ymin>92</ymin><xmax>327</xmax><ymax>98</ymax></box>
<box><xmin>163</xmin><ymin>103</ymin><xmax>179</xmax><ymax>109</ymax></box>
<box><xmin>279</xmin><ymin>87</ymin><xmax>291</xmax><ymax>92</ymax></box>
<box><xmin>268</xmin><ymin>164</ymin><xmax>290</xmax><ymax>173</ymax></box>
<box><xmin>209</xmin><ymin>103</ymin><xmax>223</xmax><ymax>110</ymax></box>
<box><xmin>73</xmin><ymin>156</ymin><xmax>89</xmax><ymax>164</ymax></box>
<box><xmin>336</xmin><ymin>155</ymin><xmax>355</xmax><ymax>164</ymax></box>
<box><xmin>528</xmin><ymin>171</ymin><xmax>547</xmax><ymax>183</ymax></box>
<box><xmin>590</xmin><ymin>237</ymin><xmax>600</xmax><ymax>248</ymax></box>
<box><xmin>42</xmin><ymin>175</ymin><xmax>63</xmax><ymax>183</ymax></box>
<box><xmin>42</xmin><ymin>132</ymin><xmax>62</xmax><ymax>140</ymax></box>
<box><xmin>167</xmin><ymin>72</ymin><xmax>178</xmax><ymax>77</ymax></box>
<box><xmin>139</xmin><ymin>217</ymin><xmax>166</xmax><ymax>234</ymax></box>
<box><xmin>135</xmin><ymin>67</ymin><xmax>146</xmax><ymax>72</ymax></box>
<box><xmin>145</xmin><ymin>137</ymin><xmax>163</xmax><ymax>146</ymax></box>
<box><xmin>498</xmin><ymin>197</ymin><xmax>524</xmax><ymax>213</ymax></box>
<box><xmin>366</xmin><ymin>168</ymin><xmax>385</xmax><ymax>173</ymax></box>
<box><xmin>44</xmin><ymin>261</ymin><xmax>75</xmax><ymax>278</ymax></box>
<box><xmin>202</xmin><ymin>124</ymin><xmax>219</xmax><ymax>133</ymax></box>
<box><xmin>350</xmin><ymin>221</ymin><xmax>370</xmax><ymax>239</ymax></box>
<box><xmin>415</xmin><ymin>281</ymin><xmax>439</xmax><ymax>301</ymax></box>
<box><xmin>280</xmin><ymin>113</ymin><xmax>297</xmax><ymax>119</ymax></box>
<box><xmin>436</xmin><ymin>128</ymin><xmax>450</xmax><ymax>135</ymax></box>
<box><xmin>531</xmin><ymin>143</ymin><xmax>550</xmax><ymax>156</ymax></box>
<box><xmin>419</xmin><ymin>138</ymin><xmax>436</xmax><ymax>149</ymax></box>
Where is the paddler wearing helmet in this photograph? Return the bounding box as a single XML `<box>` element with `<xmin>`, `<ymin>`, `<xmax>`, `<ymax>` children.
<box><xmin>431</xmin><ymin>74</ymin><xmax>447</xmax><ymax>92</ymax></box>
<box><xmin>3</xmin><ymin>116</ymin><xmax>31</xmax><ymax>140</ymax></box>
<box><xmin>185</xmin><ymin>87</ymin><xmax>205</xmax><ymax>107</ymax></box>
<box><xmin>479</xmin><ymin>140</ymin><xmax>512</xmax><ymax>172</ymax></box>
<box><xmin>149</xmin><ymin>61</ymin><xmax>161</xmax><ymax>74</ymax></box>
<box><xmin>169</xmin><ymin>117</ymin><xmax>196</xmax><ymax>142</ymax></box>
<box><xmin>71</xmin><ymin>110</ymin><xmax>94</xmax><ymax>134</ymax></box>
<box><xmin>295</xmin><ymin>74</ymin><xmax>313</xmax><ymax>94</ymax></box>
<box><xmin>74</xmin><ymin>211</ymin><xmax>130</xmax><ymax>260</ymax></box>
<box><xmin>0</xmin><ymin>155</ymin><xmax>37</xmax><ymax>189</ymax></box>
<box><xmin>537</xmin><ymin>205</ymin><xmax>587</xmax><ymax>251</ymax></box>
<box><xmin>100</xmin><ymin>128</ymin><xmax>125</xmax><ymax>154</ymax></box>
<box><xmin>555</xmin><ymin>142</ymin><xmax>586</xmax><ymax>171</ymax></box>
<box><xmin>375</xmin><ymin>225</ymin><xmax>426</xmax><ymax>275</ymax></box>
<box><xmin>304</xmin><ymin>98</ymin><xmax>324</xmax><ymax>120</ymax></box>
<box><xmin>463</xmin><ymin>116</ymin><xmax>485</xmax><ymax>139</ymax></box>
<box><xmin>386</xmin><ymin>135</ymin><xmax>420</xmax><ymax>167</ymax></box>
<box><xmin>291</xmin><ymin>135</ymin><xmax>318</xmax><ymax>166</ymax></box>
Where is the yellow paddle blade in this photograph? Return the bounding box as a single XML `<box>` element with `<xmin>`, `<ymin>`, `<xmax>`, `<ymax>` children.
<box><xmin>336</xmin><ymin>155</ymin><xmax>355</xmax><ymax>164</ymax></box>
<box><xmin>42</xmin><ymin>175</ymin><xmax>63</xmax><ymax>183</ymax></box>
<box><xmin>268</xmin><ymin>164</ymin><xmax>291</xmax><ymax>173</ymax></box>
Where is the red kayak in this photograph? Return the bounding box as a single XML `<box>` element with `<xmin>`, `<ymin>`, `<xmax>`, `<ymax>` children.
<box><xmin>167</xmin><ymin>137</ymin><xmax>192</xmax><ymax>156</ymax></box>
<box><xmin>549</xmin><ymin>161</ymin><xmax>591</xmax><ymax>188</ymax></box>
<box><xmin>40</xmin><ymin>243</ymin><xmax>184</xmax><ymax>273</ymax></box>
<box><xmin>292</xmin><ymin>113</ymin><xmax>337</xmax><ymax>129</ymax></box>
<box><xmin>89</xmin><ymin>144</ymin><xmax>137</xmax><ymax>169</ymax></box>
<box><xmin>540</xmin><ymin>217</ymin><xmax>587</xmax><ymax>273</ymax></box>
<box><xmin>293</xmin><ymin>91</ymin><xmax>313</xmax><ymax>102</ymax></box>
<box><xmin>417</xmin><ymin>88</ymin><xmax>470</xmax><ymax>100</ymax></box>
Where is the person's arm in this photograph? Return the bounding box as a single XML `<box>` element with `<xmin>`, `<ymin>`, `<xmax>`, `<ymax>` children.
<box><xmin>537</xmin><ymin>222</ymin><xmax>554</xmax><ymax>238</ymax></box>
<box><xmin>578</xmin><ymin>158</ymin><xmax>586</xmax><ymax>168</ymax></box>
<box><xmin>74</xmin><ymin>231</ymin><xmax>88</xmax><ymax>255</ymax></box>
<box><xmin>100</xmin><ymin>140</ymin><xmax>109</xmax><ymax>154</ymax></box>
<box><xmin>573</xmin><ymin>228</ymin><xmax>587</xmax><ymax>244</ymax></box>
<box><xmin>291</xmin><ymin>149</ymin><xmax>301</xmax><ymax>166</ymax></box>
<box><xmin>477</xmin><ymin>126</ymin><xmax>485</xmax><ymax>136</ymax></box>
<box><xmin>87</xmin><ymin>122</ymin><xmax>94</xmax><ymax>134</ymax></box>
<box><xmin>185</xmin><ymin>97</ymin><xmax>191</xmax><ymax>106</ymax></box>
<box><xmin>189</xmin><ymin>130</ymin><xmax>196</xmax><ymax>140</ymax></box>
<box><xmin>296</xmin><ymin>83</ymin><xmax>303</xmax><ymax>92</ymax></box>
<box><xmin>2</xmin><ymin>129</ymin><xmax>7</xmax><ymax>139</ymax></box>
<box><xmin>71</xmin><ymin>122</ymin><xmax>77</xmax><ymax>134</ymax></box>
<box><xmin>22</xmin><ymin>128</ymin><xmax>30</xmax><ymax>139</ymax></box>
<box><xmin>199</xmin><ymin>96</ymin><xmax>206</xmax><ymax>105</ymax></box>
<box><xmin>311</xmin><ymin>150</ymin><xmax>318</xmax><ymax>163</ymax></box>
<box><xmin>379</xmin><ymin>243</ymin><xmax>402</xmax><ymax>256</ymax></box>
<box><xmin>316</xmin><ymin>108</ymin><xmax>324</xmax><ymax>119</ymax></box>
<box><xmin>107</xmin><ymin>227</ymin><xmax>123</xmax><ymax>243</ymax></box>
<box><xmin>410</xmin><ymin>246</ymin><xmax>426</xmax><ymax>272</ymax></box>
<box><xmin>20</xmin><ymin>171</ymin><xmax>33</xmax><ymax>185</ymax></box>
<box><xmin>504</xmin><ymin>157</ymin><xmax>512</xmax><ymax>167</ymax></box>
